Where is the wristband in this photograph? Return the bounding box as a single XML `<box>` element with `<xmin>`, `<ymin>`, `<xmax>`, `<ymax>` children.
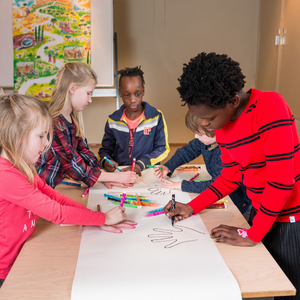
<box><xmin>237</xmin><ymin>228</ymin><xmax>248</xmax><ymax>238</ymax></box>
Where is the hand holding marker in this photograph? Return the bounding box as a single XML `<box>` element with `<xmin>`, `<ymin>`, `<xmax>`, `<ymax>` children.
<box><xmin>104</xmin><ymin>156</ymin><xmax>122</xmax><ymax>172</ymax></box>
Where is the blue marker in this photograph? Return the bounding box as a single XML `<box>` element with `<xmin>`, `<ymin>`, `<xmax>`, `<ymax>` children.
<box><xmin>104</xmin><ymin>156</ymin><xmax>122</xmax><ymax>172</ymax></box>
<box><xmin>61</xmin><ymin>181</ymin><xmax>82</xmax><ymax>187</ymax></box>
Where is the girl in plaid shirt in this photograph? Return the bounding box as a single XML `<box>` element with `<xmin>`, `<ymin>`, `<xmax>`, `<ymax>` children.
<box><xmin>36</xmin><ymin>62</ymin><xmax>137</xmax><ymax>189</ymax></box>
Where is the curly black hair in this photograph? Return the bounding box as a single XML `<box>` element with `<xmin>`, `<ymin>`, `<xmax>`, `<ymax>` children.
<box><xmin>118</xmin><ymin>66</ymin><xmax>145</xmax><ymax>88</ymax></box>
<box><xmin>177</xmin><ymin>52</ymin><xmax>246</xmax><ymax>108</ymax></box>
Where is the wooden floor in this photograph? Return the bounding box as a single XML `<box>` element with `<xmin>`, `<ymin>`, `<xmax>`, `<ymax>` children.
<box><xmin>88</xmin><ymin>143</ymin><xmax>205</xmax><ymax>165</ymax></box>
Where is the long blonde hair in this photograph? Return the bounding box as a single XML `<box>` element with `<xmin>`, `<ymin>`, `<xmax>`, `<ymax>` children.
<box><xmin>185</xmin><ymin>110</ymin><xmax>215</xmax><ymax>137</ymax></box>
<box><xmin>0</xmin><ymin>94</ymin><xmax>53</xmax><ymax>185</ymax></box>
<box><xmin>50</xmin><ymin>62</ymin><xmax>97</xmax><ymax>137</ymax></box>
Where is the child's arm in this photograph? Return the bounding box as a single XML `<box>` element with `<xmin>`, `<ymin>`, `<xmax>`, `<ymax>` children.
<box><xmin>38</xmin><ymin>127</ymin><xmax>102</xmax><ymax>188</ymax></box>
<box><xmin>164</xmin><ymin>139</ymin><xmax>204</xmax><ymax>176</ymax></box>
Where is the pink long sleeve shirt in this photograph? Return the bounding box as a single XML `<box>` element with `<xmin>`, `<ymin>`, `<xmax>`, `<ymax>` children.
<box><xmin>0</xmin><ymin>158</ymin><xmax>105</xmax><ymax>279</ymax></box>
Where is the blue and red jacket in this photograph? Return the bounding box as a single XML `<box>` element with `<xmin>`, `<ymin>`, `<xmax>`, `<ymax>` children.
<box><xmin>98</xmin><ymin>102</ymin><xmax>170</xmax><ymax>170</ymax></box>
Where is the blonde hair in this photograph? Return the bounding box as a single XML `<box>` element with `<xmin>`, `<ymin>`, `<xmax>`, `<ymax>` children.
<box><xmin>49</xmin><ymin>62</ymin><xmax>98</xmax><ymax>137</ymax></box>
<box><xmin>0</xmin><ymin>94</ymin><xmax>53</xmax><ymax>185</ymax></box>
<box><xmin>185</xmin><ymin>110</ymin><xmax>215</xmax><ymax>138</ymax></box>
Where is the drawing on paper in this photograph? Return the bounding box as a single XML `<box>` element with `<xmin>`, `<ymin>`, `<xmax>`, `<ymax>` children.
<box><xmin>148</xmin><ymin>225</ymin><xmax>205</xmax><ymax>249</ymax></box>
<box><xmin>148</xmin><ymin>186</ymin><xmax>172</xmax><ymax>195</ymax></box>
<box><xmin>13</xmin><ymin>0</ymin><xmax>91</xmax><ymax>100</ymax></box>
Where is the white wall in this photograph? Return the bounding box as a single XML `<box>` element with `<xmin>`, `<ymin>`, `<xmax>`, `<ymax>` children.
<box><xmin>84</xmin><ymin>0</ymin><xmax>260</xmax><ymax>144</ymax></box>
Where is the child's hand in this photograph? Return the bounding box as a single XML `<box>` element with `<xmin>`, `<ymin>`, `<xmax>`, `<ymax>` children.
<box><xmin>104</xmin><ymin>206</ymin><xmax>127</xmax><ymax>225</ymax></box>
<box><xmin>161</xmin><ymin>179</ymin><xmax>182</xmax><ymax>190</ymax></box>
<box><xmin>103</xmin><ymin>182</ymin><xmax>133</xmax><ymax>189</ymax></box>
<box><xmin>121</xmin><ymin>164</ymin><xmax>142</xmax><ymax>176</ymax></box>
<box><xmin>210</xmin><ymin>225</ymin><xmax>256</xmax><ymax>247</ymax></box>
<box><xmin>103</xmin><ymin>159</ymin><xmax>118</xmax><ymax>172</ymax></box>
<box><xmin>164</xmin><ymin>201</ymin><xmax>193</xmax><ymax>222</ymax></box>
<box><xmin>99</xmin><ymin>220</ymin><xmax>137</xmax><ymax>234</ymax></box>
<box><xmin>154</xmin><ymin>165</ymin><xmax>170</xmax><ymax>180</ymax></box>
<box><xmin>116</xmin><ymin>171</ymin><xmax>138</xmax><ymax>184</ymax></box>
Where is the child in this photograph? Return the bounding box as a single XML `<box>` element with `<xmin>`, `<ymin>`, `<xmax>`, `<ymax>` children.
<box><xmin>154</xmin><ymin>110</ymin><xmax>251</xmax><ymax>215</ymax></box>
<box><xmin>0</xmin><ymin>94</ymin><xmax>136</xmax><ymax>287</ymax></box>
<box><xmin>165</xmin><ymin>52</ymin><xmax>300</xmax><ymax>300</ymax></box>
<box><xmin>98</xmin><ymin>66</ymin><xmax>170</xmax><ymax>175</ymax></box>
<box><xmin>36</xmin><ymin>62</ymin><xmax>137</xmax><ymax>188</ymax></box>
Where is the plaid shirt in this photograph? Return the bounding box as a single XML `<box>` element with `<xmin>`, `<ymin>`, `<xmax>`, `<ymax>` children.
<box><xmin>36</xmin><ymin>115</ymin><xmax>101</xmax><ymax>188</ymax></box>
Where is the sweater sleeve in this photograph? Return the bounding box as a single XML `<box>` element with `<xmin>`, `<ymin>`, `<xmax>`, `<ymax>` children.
<box><xmin>164</xmin><ymin>139</ymin><xmax>203</xmax><ymax>175</ymax></box>
<box><xmin>137</xmin><ymin>110</ymin><xmax>170</xmax><ymax>170</ymax></box>
<box><xmin>188</xmin><ymin>145</ymin><xmax>242</xmax><ymax>213</ymax></box>
<box><xmin>36</xmin><ymin>176</ymin><xmax>88</xmax><ymax>210</ymax></box>
<box><xmin>0</xmin><ymin>170</ymin><xmax>105</xmax><ymax>226</ymax></box>
<box><xmin>246</xmin><ymin>93</ymin><xmax>296</xmax><ymax>242</ymax></box>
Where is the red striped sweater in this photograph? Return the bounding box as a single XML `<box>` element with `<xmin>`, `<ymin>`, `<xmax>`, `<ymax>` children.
<box><xmin>188</xmin><ymin>89</ymin><xmax>300</xmax><ymax>242</ymax></box>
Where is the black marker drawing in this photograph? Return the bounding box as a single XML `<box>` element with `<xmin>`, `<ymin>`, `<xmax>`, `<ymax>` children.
<box><xmin>148</xmin><ymin>186</ymin><xmax>172</xmax><ymax>195</ymax></box>
<box><xmin>148</xmin><ymin>224</ymin><xmax>205</xmax><ymax>249</ymax></box>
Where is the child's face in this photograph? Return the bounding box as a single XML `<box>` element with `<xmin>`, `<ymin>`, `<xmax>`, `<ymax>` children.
<box><xmin>195</xmin><ymin>133</ymin><xmax>216</xmax><ymax>145</ymax></box>
<box><xmin>24</xmin><ymin>122</ymin><xmax>49</xmax><ymax>165</ymax></box>
<box><xmin>69</xmin><ymin>79</ymin><xmax>96</xmax><ymax>112</ymax></box>
<box><xmin>119</xmin><ymin>76</ymin><xmax>144</xmax><ymax>113</ymax></box>
<box><xmin>188</xmin><ymin>103</ymin><xmax>237</xmax><ymax>131</ymax></box>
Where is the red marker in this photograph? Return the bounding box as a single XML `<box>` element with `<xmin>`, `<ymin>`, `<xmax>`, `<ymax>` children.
<box><xmin>189</xmin><ymin>173</ymin><xmax>200</xmax><ymax>181</ymax></box>
<box><xmin>131</xmin><ymin>158</ymin><xmax>136</xmax><ymax>172</ymax></box>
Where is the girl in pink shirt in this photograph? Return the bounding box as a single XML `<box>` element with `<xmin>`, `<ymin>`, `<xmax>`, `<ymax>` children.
<box><xmin>0</xmin><ymin>94</ymin><xmax>136</xmax><ymax>287</ymax></box>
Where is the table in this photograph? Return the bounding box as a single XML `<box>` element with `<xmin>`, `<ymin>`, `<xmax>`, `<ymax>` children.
<box><xmin>0</xmin><ymin>166</ymin><xmax>296</xmax><ymax>299</ymax></box>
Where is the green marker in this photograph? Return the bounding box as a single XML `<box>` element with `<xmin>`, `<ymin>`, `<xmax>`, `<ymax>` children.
<box><xmin>147</xmin><ymin>165</ymin><xmax>162</xmax><ymax>170</ymax></box>
<box><xmin>194</xmin><ymin>180</ymin><xmax>209</xmax><ymax>182</ymax></box>
<box><xmin>112</xmin><ymin>201</ymin><xmax>138</xmax><ymax>208</ymax></box>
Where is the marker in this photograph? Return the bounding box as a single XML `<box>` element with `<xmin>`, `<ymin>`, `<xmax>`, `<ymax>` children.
<box><xmin>189</xmin><ymin>173</ymin><xmax>200</xmax><ymax>181</ymax></box>
<box><xmin>120</xmin><ymin>192</ymin><xmax>126</xmax><ymax>207</ymax></box>
<box><xmin>194</xmin><ymin>180</ymin><xmax>209</xmax><ymax>182</ymax></box>
<box><xmin>147</xmin><ymin>207</ymin><xmax>164</xmax><ymax>214</ymax></box>
<box><xmin>171</xmin><ymin>194</ymin><xmax>175</xmax><ymax>226</ymax></box>
<box><xmin>145</xmin><ymin>210</ymin><xmax>165</xmax><ymax>217</ymax></box>
<box><xmin>112</xmin><ymin>201</ymin><xmax>138</xmax><ymax>209</ymax></box>
<box><xmin>82</xmin><ymin>187</ymin><xmax>90</xmax><ymax>197</ymax></box>
<box><xmin>61</xmin><ymin>181</ymin><xmax>82</xmax><ymax>187</ymax></box>
<box><xmin>131</xmin><ymin>201</ymin><xmax>158</xmax><ymax>207</ymax></box>
<box><xmin>147</xmin><ymin>165</ymin><xmax>162</xmax><ymax>170</ymax></box>
<box><xmin>177</xmin><ymin>168</ymin><xmax>199</xmax><ymax>171</ymax></box>
<box><xmin>135</xmin><ymin>194</ymin><xmax>142</xmax><ymax>206</ymax></box>
<box><xmin>104</xmin><ymin>156</ymin><xmax>122</xmax><ymax>172</ymax></box>
<box><xmin>131</xmin><ymin>158</ymin><xmax>136</xmax><ymax>172</ymax></box>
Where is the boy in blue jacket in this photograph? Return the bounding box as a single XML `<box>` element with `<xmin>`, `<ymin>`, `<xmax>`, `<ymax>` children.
<box><xmin>98</xmin><ymin>66</ymin><xmax>170</xmax><ymax>175</ymax></box>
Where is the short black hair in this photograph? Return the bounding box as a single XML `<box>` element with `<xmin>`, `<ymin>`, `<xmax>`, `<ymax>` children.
<box><xmin>177</xmin><ymin>52</ymin><xmax>246</xmax><ymax>108</ymax></box>
<box><xmin>118</xmin><ymin>66</ymin><xmax>145</xmax><ymax>88</ymax></box>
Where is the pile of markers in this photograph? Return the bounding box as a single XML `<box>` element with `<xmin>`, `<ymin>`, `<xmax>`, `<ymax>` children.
<box><xmin>177</xmin><ymin>166</ymin><xmax>202</xmax><ymax>171</ymax></box>
<box><xmin>104</xmin><ymin>193</ymin><xmax>158</xmax><ymax>209</ymax></box>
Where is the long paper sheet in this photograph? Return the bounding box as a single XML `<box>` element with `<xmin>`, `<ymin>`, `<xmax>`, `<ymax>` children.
<box><xmin>71</xmin><ymin>169</ymin><xmax>242</xmax><ymax>300</ymax></box>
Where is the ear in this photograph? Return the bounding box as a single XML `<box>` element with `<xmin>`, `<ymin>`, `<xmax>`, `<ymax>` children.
<box><xmin>142</xmin><ymin>86</ymin><xmax>145</xmax><ymax>96</ymax></box>
<box><xmin>69</xmin><ymin>83</ymin><xmax>77</xmax><ymax>95</ymax></box>
<box><xmin>229</xmin><ymin>95</ymin><xmax>240</xmax><ymax>108</ymax></box>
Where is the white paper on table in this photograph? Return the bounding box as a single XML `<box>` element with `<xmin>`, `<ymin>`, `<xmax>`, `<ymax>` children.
<box><xmin>71</xmin><ymin>169</ymin><xmax>241</xmax><ymax>300</ymax></box>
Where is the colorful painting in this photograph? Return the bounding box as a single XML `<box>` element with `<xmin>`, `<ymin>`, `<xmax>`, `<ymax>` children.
<box><xmin>13</xmin><ymin>0</ymin><xmax>91</xmax><ymax>101</ymax></box>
